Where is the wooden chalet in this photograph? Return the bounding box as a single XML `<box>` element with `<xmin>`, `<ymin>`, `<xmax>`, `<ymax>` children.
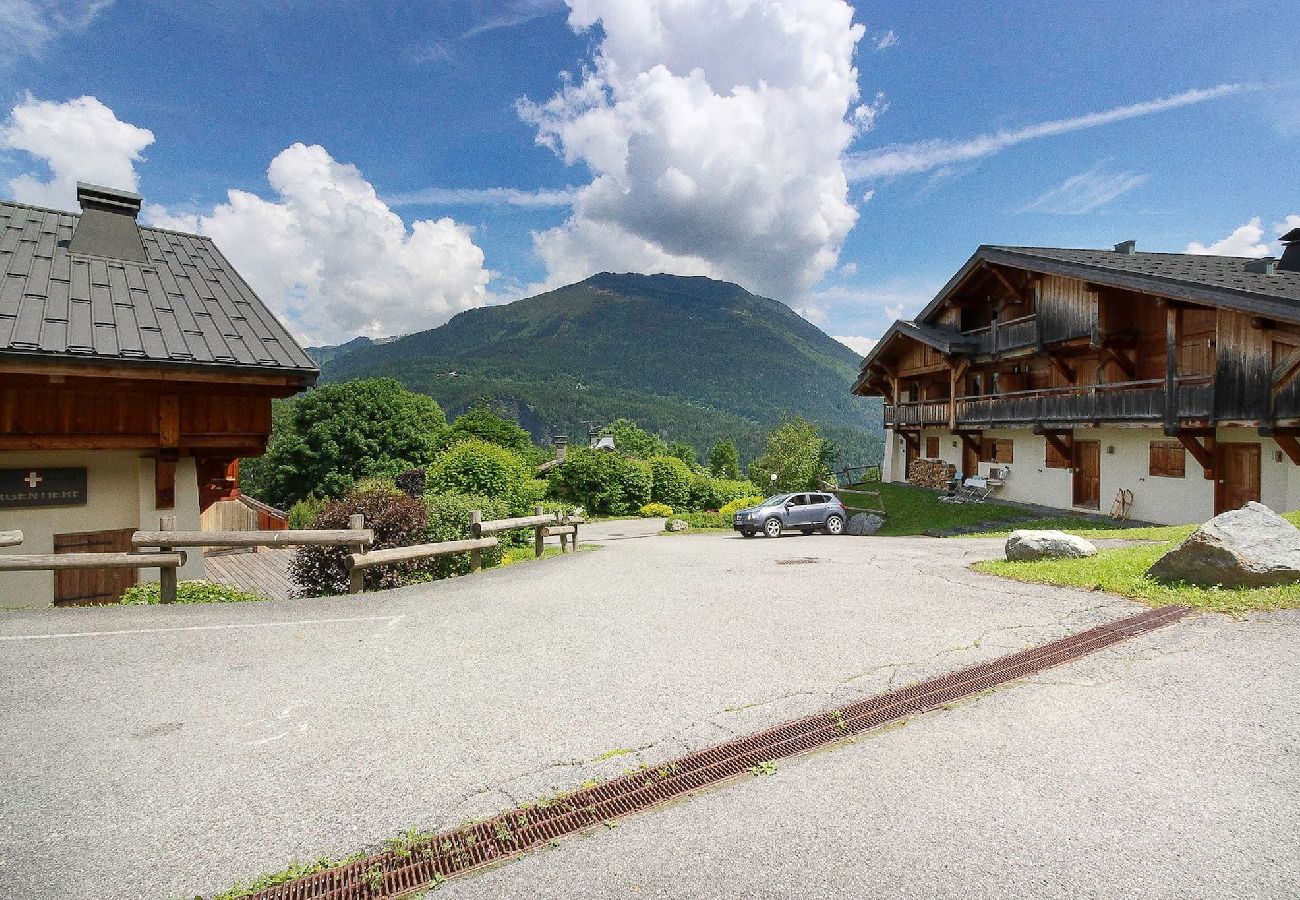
<box><xmin>853</xmin><ymin>234</ymin><xmax>1300</xmax><ymax>524</ymax></box>
<box><xmin>0</xmin><ymin>183</ymin><xmax>317</xmax><ymax>605</ymax></box>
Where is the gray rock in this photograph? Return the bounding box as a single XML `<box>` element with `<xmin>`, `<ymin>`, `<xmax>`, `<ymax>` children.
<box><xmin>1147</xmin><ymin>501</ymin><xmax>1300</xmax><ymax>587</ymax></box>
<box><xmin>845</xmin><ymin>513</ymin><xmax>885</xmax><ymax>536</ymax></box>
<box><xmin>666</xmin><ymin>518</ymin><xmax>689</xmax><ymax>532</ymax></box>
<box><xmin>1005</xmin><ymin>530</ymin><xmax>1098</xmax><ymax>561</ymax></box>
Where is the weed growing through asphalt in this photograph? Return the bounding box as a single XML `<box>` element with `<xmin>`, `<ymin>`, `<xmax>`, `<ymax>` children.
<box><xmin>749</xmin><ymin>760</ymin><xmax>778</xmax><ymax>776</ymax></box>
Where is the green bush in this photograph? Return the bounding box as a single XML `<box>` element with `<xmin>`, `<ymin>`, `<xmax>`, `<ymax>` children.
<box><xmin>422</xmin><ymin>492</ymin><xmax>513</xmax><ymax>577</ymax></box>
<box><xmin>649</xmin><ymin>455</ymin><xmax>692</xmax><ymax>508</ymax></box>
<box><xmin>287</xmin><ymin>496</ymin><xmax>326</xmax><ymax>530</ymax></box>
<box><xmin>437</xmin><ymin>398</ymin><xmax>537</xmax><ymax>458</ymax></box>
<box><xmin>719</xmin><ymin>495</ymin><xmax>765</xmax><ymax>517</ymax></box>
<box><xmin>120</xmin><ymin>580</ymin><xmax>266</xmax><ymax>604</ymax></box>
<box><xmin>427</xmin><ymin>438</ymin><xmax>531</xmax><ymax>512</ymax></box>
<box><xmin>352</xmin><ymin>476</ymin><xmax>401</xmax><ymax>496</ymax></box>
<box><xmin>665</xmin><ymin>510</ymin><xmax>730</xmax><ymax>530</ymax></box>
<box><xmin>550</xmin><ymin>447</ymin><xmax>652</xmax><ymax>515</ymax></box>
<box><xmin>290</xmin><ymin>489</ymin><xmax>431</xmax><ymax>597</ymax></box>
<box><xmin>638</xmin><ymin>502</ymin><xmax>674</xmax><ymax>517</ymax></box>
<box><xmin>688</xmin><ymin>475</ymin><xmax>759</xmax><ymax>511</ymax></box>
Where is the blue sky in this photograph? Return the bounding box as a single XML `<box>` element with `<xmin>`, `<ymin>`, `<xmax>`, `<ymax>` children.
<box><xmin>1</xmin><ymin>0</ymin><xmax>1296</xmax><ymax>348</ymax></box>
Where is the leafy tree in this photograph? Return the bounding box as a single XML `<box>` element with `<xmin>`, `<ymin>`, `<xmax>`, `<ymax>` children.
<box><xmin>439</xmin><ymin>398</ymin><xmax>536</xmax><ymax>458</ymax></box>
<box><xmin>238</xmin><ymin>397</ymin><xmax>297</xmax><ymax>501</ymax></box>
<box><xmin>602</xmin><ymin>418</ymin><xmax>667</xmax><ymax>459</ymax></box>
<box><xmin>649</xmin><ymin>455</ymin><xmax>693</xmax><ymax>508</ymax></box>
<box><xmin>748</xmin><ymin>417</ymin><xmax>832</xmax><ymax>493</ymax></box>
<box><xmin>426</xmin><ymin>438</ymin><xmax>531</xmax><ymax>512</ymax></box>
<box><xmin>259</xmin><ymin>379</ymin><xmax>447</xmax><ymax>507</ymax></box>
<box><xmin>708</xmin><ymin>438</ymin><xmax>741</xmax><ymax>480</ymax></box>
<box><xmin>666</xmin><ymin>440</ymin><xmax>699</xmax><ymax>468</ymax></box>
<box><xmin>550</xmin><ymin>447</ymin><xmax>652</xmax><ymax>515</ymax></box>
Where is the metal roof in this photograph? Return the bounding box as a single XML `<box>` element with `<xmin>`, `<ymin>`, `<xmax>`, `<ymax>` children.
<box><xmin>917</xmin><ymin>244</ymin><xmax>1300</xmax><ymax>325</ymax></box>
<box><xmin>0</xmin><ymin>198</ymin><xmax>318</xmax><ymax>377</ymax></box>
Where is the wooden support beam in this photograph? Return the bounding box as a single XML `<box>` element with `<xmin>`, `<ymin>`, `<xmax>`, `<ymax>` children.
<box><xmin>1275</xmin><ymin>435</ymin><xmax>1300</xmax><ymax>467</ymax></box>
<box><xmin>1164</xmin><ymin>303</ymin><xmax>1182</xmax><ymax>432</ymax></box>
<box><xmin>1048</xmin><ymin>353</ymin><xmax>1075</xmax><ymax>384</ymax></box>
<box><xmin>897</xmin><ymin>430</ymin><xmax>921</xmax><ymax>452</ymax></box>
<box><xmin>957</xmin><ymin>431</ymin><xmax>983</xmax><ymax>459</ymax></box>
<box><xmin>1041</xmin><ymin>431</ymin><xmax>1073</xmax><ymax>462</ymax></box>
<box><xmin>159</xmin><ymin>395</ymin><xmax>180</xmax><ymax>447</ymax></box>
<box><xmin>1176</xmin><ymin>432</ymin><xmax>1215</xmax><ymax>479</ymax></box>
<box><xmin>1271</xmin><ymin>345</ymin><xmax>1300</xmax><ymax>396</ymax></box>
<box><xmin>154</xmin><ymin>457</ymin><xmax>176</xmax><ymax>510</ymax></box>
<box><xmin>1101</xmin><ymin>345</ymin><xmax>1138</xmax><ymax>380</ymax></box>
<box><xmin>988</xmin><ymin>266</ymin><xmax>1023</xmax><ymax>303</ymax></box>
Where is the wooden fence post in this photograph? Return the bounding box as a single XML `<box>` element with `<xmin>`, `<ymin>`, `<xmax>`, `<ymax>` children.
<box><xmin>534</xmin><ymin>505</ymin><xmax>545</xmax><ymax>558</ymax></box>
<box><xmin>158</xmin><ymin>515</ymin><xmax>177</xmax><ymax>604</ymax></box>
<box><xmin>347</xmin><ymin>514</ymin><xmax>366</xmax><ymax>594</ymax></box>
<box><xmin>469</xmin><ymin>510</ymin><xmax>483</xmax><ymax>572</ymax></box>
<box><xmin>570</xmin><ymin>518</ymin><xmax>579</xmax><ymax>552</ymax></box>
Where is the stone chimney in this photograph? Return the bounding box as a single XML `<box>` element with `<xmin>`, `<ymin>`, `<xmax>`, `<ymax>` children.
<box><xmin>553</xmin><ymin>434</ymin><xmax>568</xmax><ymax>462</ymax></box>
<box><xmin>1113</xmin><ymin>240</ymin><xmax>1136</xmax><ymax>255</ymax></box>
<box><xmin>1279</xmin><ymin>228</ymin><xmax>1300</xmax><ymax>273</ymax></box>
<box><xmin>68</xmin><ymin>182</ymin><xmax>148</xmax><ymax>263</ymax></box>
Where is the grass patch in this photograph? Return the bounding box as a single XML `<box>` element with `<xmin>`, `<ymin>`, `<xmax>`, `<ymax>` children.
<box><xmin>500</xmin><ymin>544</ymin><xmax>599</xmax><ymax>566</ymax></box>
<box><xmin>118</xmin><ymin>580</ymin><xmax>267</xmax><ymax>605</ymax></box>
<box><xmin>871</xmin><ymin>482</ymin><xmax>1032</xmax><ymax>536</ymax></box>
<box><xmin>974</xmin><ymin>543</ymin><xmax>1300</xmax><ymax>615</ymax></box>
<box><xmin>663</xmin><ymin>510</ymin><xmax>731</xmax><ymax>530</ymax></box>
<box><xmin>211</xmin><ymin>853</ymin><xmax>365</xmax><ymax>900</ymax></box>
<box><xmin>956</xmin><ymin>510</ymin><xmax>1300</xmax><ymax>541</ymax></box>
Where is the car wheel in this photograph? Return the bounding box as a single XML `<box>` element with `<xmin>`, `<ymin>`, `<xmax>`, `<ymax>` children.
<box><xmin>740</xmin><ymin>529</ymin><xmax>756</xmax><ymax>538</ymax></box>
<box><xmin>824</xmin><ymin>514</ymin><xmax>845</xmax><ymax>535</ymax></box>
<box><xmin>763</xmin><ymin>517</ymin><xmax>783</xmax><ymax>538</ymax></box>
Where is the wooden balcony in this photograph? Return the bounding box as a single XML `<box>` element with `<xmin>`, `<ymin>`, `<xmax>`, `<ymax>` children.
<box><xmin>884</xmin><ymin>377</ymin><xmax>1214</xmax><ymax>429</ymax></box>
<box><xmin>962</xmin><ymin>314</ymin><xmax>1039</xmax><ymax>355</ymax></box>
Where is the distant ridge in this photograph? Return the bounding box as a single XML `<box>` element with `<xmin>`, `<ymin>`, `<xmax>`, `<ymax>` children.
<box><xmin>322</xmin><ymin>273</ymin><xmax>883</xmax><ymax>463</ymax></box>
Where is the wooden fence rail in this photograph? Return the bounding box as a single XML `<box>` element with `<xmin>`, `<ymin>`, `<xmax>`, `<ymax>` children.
<box><xmin>132</xmin><ymin>529</ymin><xmax>374</xmax><ymax>549</ymax></box>
<box><xmin>0</xmin><ymin>551</ymin><xmax>186</xmax><ymax>571</ymax></box>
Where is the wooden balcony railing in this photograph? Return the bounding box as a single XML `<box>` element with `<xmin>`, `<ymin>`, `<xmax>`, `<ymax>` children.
<box><xmin>962</xmin><ymin>314</ymin><xmax>1040</xmax><ymax>355</ymax></box>
<box><xmin>884</xmin><ymin>376</ymin><xmax>1214</xmax><ymax>429</ymax></box>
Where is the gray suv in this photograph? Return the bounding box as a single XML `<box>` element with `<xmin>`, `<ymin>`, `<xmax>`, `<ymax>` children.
<box><xmin>733</xmin><ymin>492</ymin><xmax>848</xmax><ymax>538</ymax></box>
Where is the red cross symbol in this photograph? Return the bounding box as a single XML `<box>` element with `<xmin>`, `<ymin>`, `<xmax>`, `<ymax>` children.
<box><xmin>24</xmin><ymin>471</ymin><xmax>42</xmax><ymax>489</ymax></box>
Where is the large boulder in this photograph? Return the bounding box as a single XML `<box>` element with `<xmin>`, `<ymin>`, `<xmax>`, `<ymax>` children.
<box><xmin>666</xmin><ymin>518</ymin><xmax>689</xmax><ymax>532</ymax></box>
<box><xmin>1005</xmin><ymin>530</ymin><xmax>1098</xmax><ymax>561</ymax></box>
<box><xmin>1147</xmin><ymin>502</ymin><xmax>1300</xmax><ymax>587</ymax></box>
<box><xmin>845</xmin><ymin>513</ymin><xmax>885</xmax><ymax>536</ymax></box>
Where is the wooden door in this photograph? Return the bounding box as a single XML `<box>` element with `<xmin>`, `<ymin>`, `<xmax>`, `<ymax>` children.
<box><xmin>1072</xmin><ymin>440</ymin><xmax>1101</xmax><ymax>509</ymax></box>
<box><xmin>1216</xmin><ymin>444</ymin><xmax>1261</xmax><ymax>514</ymax></box>
<box><xmin>53</xmin><ymin>528</ymin><xmax>136</xmax><ymax>606</ymax></box>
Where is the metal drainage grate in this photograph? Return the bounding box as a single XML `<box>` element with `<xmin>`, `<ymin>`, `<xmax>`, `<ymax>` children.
<box><xmin>247</xmin><ymin>605</ymin><xmax>1189</xmax><ymax>900</ymax></box>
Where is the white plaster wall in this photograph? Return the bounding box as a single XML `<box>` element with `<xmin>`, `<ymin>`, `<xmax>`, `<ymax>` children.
<box><xmin>0</xmin><ymin>452</ymin><xmax>204</xmax><ymax>607</ymax></box>
<box><xmin>881</xmin><ymin>427</ymin><xmax>900</xmax><ymax>483</ymax></box>
<box><xmin>892</xmin><ymin>426</ymin><xmax>1300</xmax><ymax>525</ymax></box>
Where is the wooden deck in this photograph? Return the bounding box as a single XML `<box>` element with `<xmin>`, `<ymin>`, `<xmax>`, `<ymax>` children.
<box><xmin>203</xmin><ymin>548</ymin><xmax>295</xmax><ymax>600</ymax></box>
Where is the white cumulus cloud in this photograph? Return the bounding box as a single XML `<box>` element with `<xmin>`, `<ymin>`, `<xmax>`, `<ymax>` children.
<box><xmin>2</xmin><ymin>94</ymin><xmax>153</xmax><ymax>208</ymax></box>
<box><xmin>1185</xmin><ymin>215</ymin><xmax>1300</xmax><ymax>258</ymax></box>
<box><xmin>1019</xmin><ymin>164</ymin><xmax>1148</xmax><ymax>215</ymax></box>
<box><xmin>145</xmin><ymin>143</ymin><xmax>493</xmax><ymax>345</ymax></box>
<box><xmin>833</xmin><ymin>334</ymin><xmax>877</xmax><ymax>356</ymax></box>
<box><xmin>518</xmin><ymin>0</ymin><xmax>868</xmax><ymax>303</ymax></box>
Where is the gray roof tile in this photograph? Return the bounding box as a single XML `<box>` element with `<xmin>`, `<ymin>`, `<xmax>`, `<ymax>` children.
<box><xmin>0</xmin><ymin>197</ymin><xmax>317</xmax><ymax>377</ymax></box>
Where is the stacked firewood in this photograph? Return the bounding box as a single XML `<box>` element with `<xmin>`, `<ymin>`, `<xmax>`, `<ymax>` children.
<box><xmin>908</xmin><ymin>458</ymin><xmax>956</xmax><ymax>490</ymax></box>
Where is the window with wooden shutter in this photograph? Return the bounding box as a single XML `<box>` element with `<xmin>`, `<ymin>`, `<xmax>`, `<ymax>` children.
<box><xmin>1149</xmin><ymin>441</ymin><xmax>1185</xmax><ymax>478</ymax></box>
<box><xmin>992</xmin><ymin>439</ymin><xmax>1014</xmax><ymax>464</ymax></box>
<box><xmin>1045</xmin><ymin>438</ymin><xmax>1071</xmax><ymax>469</ymax></box>
<box><xmin>925</xmin><ymin>436</ymin><xmax>939</xmax><ymax>458</ymax></box>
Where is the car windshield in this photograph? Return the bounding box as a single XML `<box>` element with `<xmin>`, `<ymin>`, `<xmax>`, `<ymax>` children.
<box><xmin>759</xmin><ymin>494</ymin><xmax>791</xmax><ymax>506</ymax></box>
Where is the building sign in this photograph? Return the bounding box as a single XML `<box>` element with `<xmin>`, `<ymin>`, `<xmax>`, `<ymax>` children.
<box><xmin>0</xmin><ymin>468</ymin><xmax>88</xmax><ymax>508</ymax></box>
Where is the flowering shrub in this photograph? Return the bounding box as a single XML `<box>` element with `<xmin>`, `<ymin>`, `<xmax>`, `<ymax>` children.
<box><xmin>638</xmin><ymin>502</ymin><xmax>674</xmax><ymax>517</ymax></box>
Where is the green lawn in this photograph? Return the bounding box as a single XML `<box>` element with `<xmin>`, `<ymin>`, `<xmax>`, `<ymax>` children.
<box><xmin>952</xmin><ymin>517</ymin><xmax>1198</xmax><ymax>542</ymax></box>
<box><xmin>870</xmin><ymin>482</ymin><xmax>1034</xmax><ymax>536</ymax></box>
<box><xmin>974</xmin><ymin>544</ymin><xmax>1300</xmax><ymax>616</ymax></box>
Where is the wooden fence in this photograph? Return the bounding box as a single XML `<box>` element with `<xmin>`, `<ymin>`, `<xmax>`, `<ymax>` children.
<box><xmin>3</xmin><ymin>506</ymin><xmax>582</xmax><ymax>606</ymax></box>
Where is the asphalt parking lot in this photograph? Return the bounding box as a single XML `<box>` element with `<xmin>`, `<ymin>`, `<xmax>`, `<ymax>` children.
<box><xmin>1</xmin><ymin>520</ymin><xmax>1295</xmax><ymax>898</ymax></box>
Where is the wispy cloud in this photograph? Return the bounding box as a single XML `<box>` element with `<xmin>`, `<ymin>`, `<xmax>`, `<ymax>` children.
<box><xmin>873</xmin><ymin>30</ymin><xmax>898</xmax><ymax>51</ymax></box>
<box><xmin>0</xmin><ymin>0</ymin><xmax>112</xmax><ymax>65</ymax></box>
<box><xmin>412</xmin><ymin>0</ymin><xmax>566</xmax><ymax>65</ymax></box>
<box><xmin>386</xmin><ymin>185</ymin><xmax>576</xmax><ymax>208</ymax></box>
<box><xmin>1019</xmin><ymin>164</ymin><xmax>1149</xmax><ymax>215</ymax></box>
<box><xmin>846</xmin><ymin>84</ymin><xmax>1242</xmax><ymax>181</ymax></box>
